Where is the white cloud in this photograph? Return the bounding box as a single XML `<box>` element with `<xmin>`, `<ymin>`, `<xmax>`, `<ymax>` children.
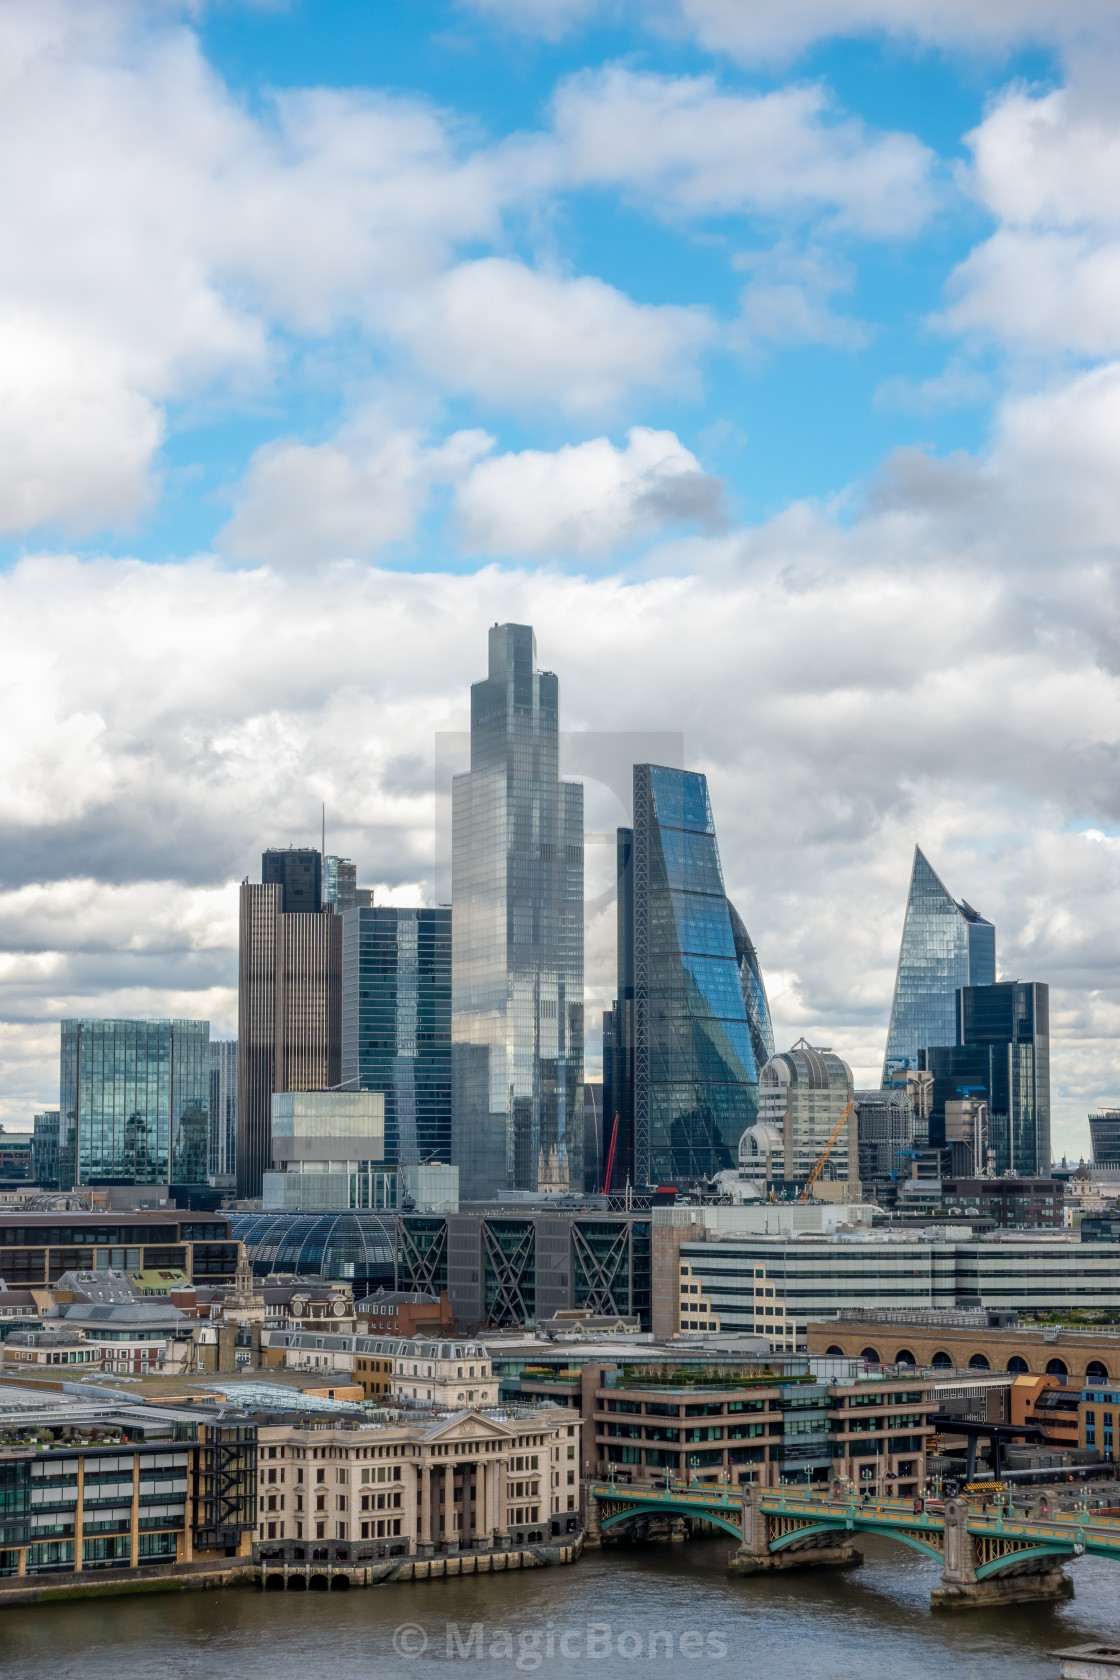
<box><xmin>221</xmin><ymin>420</ymin><xmax>492</xmax><ymax>567</ymax></box>
<box><xmin>458</xmin><ymin>0</ymin><xmax>605</xmax><ymax>39</ymax></box>
<box><xmin>396</xmin><ymin>258</ymin><xmax>713</xmax><ymax>414</ymax></box>
<box><xmin>455</xmin><ymin>427</ymin><xmax>725</xmax><ymax>557</ymax></box>
<box><xmin>552</xmin><ymin>68</ymin><xmax>937</xmax><ymax>236</ymax></box>
<box><xmin>734</xmin><ymin>246</ymin><xmax>870</xmax><ymax>349</ymax></box>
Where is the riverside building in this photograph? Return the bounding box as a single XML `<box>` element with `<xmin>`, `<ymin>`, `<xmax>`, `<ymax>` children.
<box><xmin>59</xmin><ymin>1018</ymin><xmax>210</xmax><ymax>1190</ymax></box>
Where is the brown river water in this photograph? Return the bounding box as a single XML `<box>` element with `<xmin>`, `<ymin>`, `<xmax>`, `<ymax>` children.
<box><xmin>1</xmin><ymin>1535</ymin><xmax>1117</xmax><ymax>1680</ymax></box>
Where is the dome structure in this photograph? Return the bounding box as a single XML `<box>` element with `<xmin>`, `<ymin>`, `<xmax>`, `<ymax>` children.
<box><xmin>737</xmin><ymin>1121</ymin><xmax>784</xmax><ymax>1182</ymax></box>
<box><xmin>227</xmin><ymin>1211</ymin><xmax>397</xmax><ymax>1289</ymax></box>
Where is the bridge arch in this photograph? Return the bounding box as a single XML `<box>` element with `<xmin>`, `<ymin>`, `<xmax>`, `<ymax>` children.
<box><xmin>975</xmin><ymin>1543</ymin><xmax>1074</xmax><ymax>1581</ymax></box>
<box><xmin>598</xmin><ymin>1502</ymin><xmax>743</xmax><ymax>1541</ymax></box>
<box><xmin>769</xmin><ymin>1517</ymin><xmax>944</xmax><ymax>1565</ymax></box>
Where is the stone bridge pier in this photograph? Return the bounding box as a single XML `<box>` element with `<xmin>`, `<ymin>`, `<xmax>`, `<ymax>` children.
<box><xmin>728</xmin><ymin>1486</ymin><xmax>861</xmax><ymax>1578</ymax></box>
<box><xmin>930</xmin><ymin>1499</ymin><xmax>1075</xmax><ymax>1610</ymax></box>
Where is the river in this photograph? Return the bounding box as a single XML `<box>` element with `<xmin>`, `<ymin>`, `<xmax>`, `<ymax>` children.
<box><xmin>2</xmin><ymin>1536</ymin><xmax>1118</xmax><ymax>1680</ymax></box>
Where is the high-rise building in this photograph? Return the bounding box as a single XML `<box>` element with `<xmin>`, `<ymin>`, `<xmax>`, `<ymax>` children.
<box><xmin>263</xmin><ymin>846</ymin><xmax>322</xmax><ymax>913</ymax></box>
<box><xmin>451</xmin><ymin>623</ymin><xmax>584</xmax><ymax>1199</ymax></box>
<box><xmin>237</xmin><ymin>850</ymin><xmax>342</xmax><ymax>1199</ymax></box>
<box><xmin>30</xmin><ymin>1110</ymin><xmax>60</xmax><ymax>1188</ymax></box>
<box><xmin>759</xmin><ymin>1039</ymin><xmax>857</xmax><ymax>1191</ymax></box>
<box><xmin>920</xmin><ymin>979</ymin><xmax>1050</xmax><ymax>1177</ymax></box>
<box><xmin>882</xmin><ymin>846</ymin><xmax>995</xmax><ymax>1086</ymax></box>
<box><xmin>618</xmin><ymin>763</ymin><xmax>771</xmax><ymax>1189</ymax></box>
<box><xmin>209</xmin><ymin>1039</ymin><xmax>237</xmax><ymax>1182</ymax></box>
<box><xmin>341</xmin><ymin>905</ymin><xmax>451</xmax><ymax>1169</ymax></box>
<box><xmin>323</xmin><ymin>855</ymin><xmax>374</xmax><ymax>911</ymax></box>
<box><xmin>59</xmin><ymin>1019</ymin><xmax>209</xmax><ymax>1189</ymax></box>
<box><xmin>855</xmin><ymin>1085</ymin><xmax>922</xmax><ymax>1192</ymax></box>
<box><xmin>1090</xmin><ymin>1111</ymin><xmax>1120</xmax><ymax>1168</ymax></box>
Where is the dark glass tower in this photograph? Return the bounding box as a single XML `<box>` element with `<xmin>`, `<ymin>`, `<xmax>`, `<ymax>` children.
<box><xmin>883</xmin><ymin>846</ymin><xmax>995</xmax><ymax>1085</ymax></box>
<box><xmin>341</xmin><ymin>905</ymin><xmax>451</xmax><ymax>1168</ymax></box>
<box><xmin>451</xmin><ymin>624</ymin><xmax>584</xmax><ymax>1199</ymax></box>
<box><xmin>920</xmin><ymin>980</ymin><xmax>1050</xmax><ymax>1175</ymax></box>
<box><xmin>620</xmin><ymin>764</ymin><xmax>771</xmax><ymax>1189</ymax></box>
<box><xmin>59</xmin><ymin>1018</ymin><xmax>209</xmax><ymax>1189</ymax></box>
<box><xmin>263</xmin><ymin>847</ymin><xmax>322</xmax><ymax>913</ymax></box>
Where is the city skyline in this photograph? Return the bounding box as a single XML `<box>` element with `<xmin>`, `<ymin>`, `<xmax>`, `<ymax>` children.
<box><xmin>2</xmin><ymin>3</ymin><xmax>1120</xmax><ymax>1163</ymax></box>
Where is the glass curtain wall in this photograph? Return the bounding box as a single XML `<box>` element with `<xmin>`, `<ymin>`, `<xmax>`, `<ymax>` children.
<box><xmin>632</xmin><ymin>764</ymin><xmax>764</xmax><ymax>1188</ymax></box>
<box><xmin>341</xmin><ymin>906</ymin><xmax>452</xmax><ymax>1168</ymax></box>
<box><xmin>59</xmin><ymin>1019</ymin><xmax>209</xmax><ymax>1188</ymax></box>
<box><xmin>451</xmin><ymin>624</ymin><xmax>584</xmax><ymax>1198</ymax></box>
<box><xmin>882</xmin><ymin>846</ymin><xmax>996</xmax><ymax>1085</ymax></box>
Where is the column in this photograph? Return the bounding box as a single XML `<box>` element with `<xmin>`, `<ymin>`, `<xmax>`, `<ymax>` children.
<box><xmin>419</xmin><ymin>1465</ymin><xmax>430</xmax><ymax>1545</ymax></box>
<box><xmin>435</xmin><ymin>1465</ymin><xmax>446</xmax><ymax>1547</ymax></box>
<box><xmin>130</xmin><ymin>1453</ymin><xmax>140</xmax><ymax>1570</ymax></box>
<box><xmin>74</xmin><ymin>1455</ymin><xmax>84</xmax><ymax>1573</ymax></box>
<box><xmin>476</xmin><ymin>1459</ymin><xmax>487</xmax><ymax>1543</ymax></box>
<box><xmin>461</xmin><ymin>1465</ymin><xmax>472</xmax><ymax>1547</ymax></box>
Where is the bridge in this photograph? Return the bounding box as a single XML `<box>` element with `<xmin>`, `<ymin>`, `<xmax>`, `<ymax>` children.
<box><xmin>588</xmin><ymin>1478</ymin><xmax>1120</xmax><ymax>1608</ymax></box>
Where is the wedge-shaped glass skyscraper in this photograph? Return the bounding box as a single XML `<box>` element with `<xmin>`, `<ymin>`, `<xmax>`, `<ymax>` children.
<box><xmin>620</xmin><ymin>764</ymin><xmax>771</xmax><ymax>1188</ymax></box>
<box><xmin>452</xmin><ymin>624</ymin><xmax>583</xmax><ymax>1199</ymax></box>
<box><xmin>882</xmin><ymin>846</ymin><xmax>995</xmax><ymax>1086</ymax></box>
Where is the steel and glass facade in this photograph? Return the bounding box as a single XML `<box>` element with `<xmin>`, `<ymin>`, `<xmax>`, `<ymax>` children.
<box><xmin>628</xmin><ymin>764</ymin><xmax>769</xmax><ymax>1189</ymax></box>
<box><xmin>451</xmin><ymin>624</ymin><xmax>583</xmax><ymax>1199</ymax></box>
<box><xmin>341</xmin><ymin>906</ymin><xmax>451</xmax><ymax>1169</ymax></box>
<box><xmin>208</xmin><ymin>1040</ymin><xmax>237</xmax><ymax>1181</ymax></box>
<box><xmin>59</xmin><ymin>1019</ymin><xmax>209</xmax><ymax>1189</ymax></box>
<box><xmin>882</xmin><ymin>846</ymin><xmax>995</xmax><ymax>1085</ymax></box>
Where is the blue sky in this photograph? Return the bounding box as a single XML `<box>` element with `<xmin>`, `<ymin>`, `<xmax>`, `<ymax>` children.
<box><xmin>2</xmin><ymin>0</ymin><xmax>1120</xmax><ymax>1156</ymax></box>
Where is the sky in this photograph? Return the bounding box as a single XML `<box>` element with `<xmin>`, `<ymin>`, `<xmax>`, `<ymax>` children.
<box><xmin>2</xmin><ymin>0</ymin><xmax>1120</xmax><ymax>1158</ymax></box>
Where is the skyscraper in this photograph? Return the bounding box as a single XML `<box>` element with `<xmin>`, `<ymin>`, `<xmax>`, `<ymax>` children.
<box><xmin>451</xmin><ymin>623</ymin><xmax>584</xmax><ymax>1199</ymax></box>
<box><xmin>617</xmin><ymin>763</ymin><xmax>771</xmax><ymax>1189</ymax></box>
<box><xmin>341</xmin><ymin>905</ymin><xmax>452</xmax><ymax>1169</ymax></box>
<box><xmin>209</xmin><ymin>1039</ymin><xmax>237</xmax><ymax>1182</ymax></box>
<box><xmin>882</xmin><ymin>846</ymin><xmax>995</xmax><ymax>1086</ymax></box>
<box><xmin>921</xmin><ymin>979</ymin><xmax>1050</xmax><ymax>1176</ymax></box>
<box><xmin>237</xmin><ymin>849</ymin><xmax>342</xmax><ymax>1199</ymax></box>
<box><xmin>59</xmin><ymin>1018</ymin><xmax>209</xmax><ymax>1189</ymax></box>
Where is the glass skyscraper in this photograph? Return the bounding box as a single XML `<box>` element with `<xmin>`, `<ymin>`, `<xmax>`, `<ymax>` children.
<box><xmin>619</xmin><ymin>764</ymin><xmax>771</xmax><ymax>1189</ymax></box>
<box><xmin>451</xmin><ymin>623</ymin><xmax>584</xmax><ymax>1199</ymax></box>
<box><xmin>882</xmin><ymin>846</ymin><xmax>995</xmax><ymax>1086</ymax></box>
<box><xmin>209</xmin><ymin>1038</ymin><xmax>237</xmax><ymax>1181</ymax></box>
<box><xmin>59</xmin><ymin>1018</ymin><xmax>210</xmax><ymax>1189</ymax></box>
<box><xmin>341</xmin><ymin>905</ymin><xmax>451</xmax><ymax>1168</ymax></box>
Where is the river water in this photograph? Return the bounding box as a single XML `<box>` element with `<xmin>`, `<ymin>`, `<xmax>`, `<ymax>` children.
<box><xmin>2</xmin><ymin>1536</ymin><xmax>1119</xmax><ymax>1680</ymax></box>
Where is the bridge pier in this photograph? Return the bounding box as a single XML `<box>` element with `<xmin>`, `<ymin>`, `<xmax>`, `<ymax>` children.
<box><xmin>930</xmin><ymin>1499</ymin><xmax>1074</xmax><ymax>1611</ymax></box>
<box><xmin>727</xmin><ymin>1486</ymin><xmax>861</xmax><ymax>1578</ymax></box>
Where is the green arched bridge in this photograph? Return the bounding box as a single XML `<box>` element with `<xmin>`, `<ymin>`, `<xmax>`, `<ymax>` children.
<box><xmin>588</xmin><ymin>1480</ymin><xmax>1120</xmax><ymax>1608</ymax></box>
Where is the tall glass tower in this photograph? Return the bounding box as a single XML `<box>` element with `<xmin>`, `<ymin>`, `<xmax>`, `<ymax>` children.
<box><xmin>342</xmin><ymin>905</ymin><xmax>452</xmax><ymax>1168</ymax></box>
<box><xmin>882</xmin><ymin>846</ymin><xmax>996</xmax><ymax>1086</ymax></box>
<box><xmin>451</xmin><ymin>623</ymin><xmax>584</xmax><ymax>1199</ymax></box>
<box><xmin>623</xmin><ymin>764</ymin><xmax>770</xmax><ymax>1189</ymax></box>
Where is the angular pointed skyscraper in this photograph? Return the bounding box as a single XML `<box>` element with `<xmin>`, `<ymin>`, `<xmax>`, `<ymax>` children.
<box><xmin>882</xmin><ymin>846</ymin><xmax>995</xmax><ymax>1086</ymax></box>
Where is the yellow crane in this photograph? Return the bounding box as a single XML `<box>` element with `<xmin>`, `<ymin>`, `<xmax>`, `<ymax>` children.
<box><xmin>796</xmin><ymin>1100</ymin><xmax>856</xmax><ymax>1204</ymax></box>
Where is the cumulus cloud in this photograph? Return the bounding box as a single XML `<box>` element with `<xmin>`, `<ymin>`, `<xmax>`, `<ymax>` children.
<box><xmin>552</xmin><ymin>68</ymin><xmax>937</xmax><ymax>236</ymax></box>
<box><xmin>221</xmin><ymin>421</ymin><xmax>492</xmax><ymax>567</ymax></box>
<box><xmin>455</xmin><ymin>427</ymin><xmax>726</xmax><ymax>557</ymax></box>
<box><xmin>395</xmin><ymin>259</ymin><xmax>713</xmax><ymax>414</ymax></box>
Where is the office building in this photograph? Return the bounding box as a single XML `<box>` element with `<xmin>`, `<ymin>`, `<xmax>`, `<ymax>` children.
<box><xmin>59</xmin><ymin>1019</ymin><xmax>209</xmax><ymax>1191</ymax></box>
<box><xmin>30</xmin><ymin>1111</ymin><xmax>60</xmax><ymax>1189</ymax></box>
<box><xmin>237</xmin><ymin>849</ymin><xmax>342</xmax><ymax>1199</ymax></box>
<box><xmin>0</xmin><ymin>1135</ymin><xmax>31</xmax><ymax>1182</ymax></box>
<box><xmin>581</xmin><ymin>1082</ymin><xmax>603</xmax><ymax>1194</ymax></box>
<box><xmin>807</xmin><ymin>1308</ymin><xmax>1120</xmax><ymax>1388</ymax></box>
<box><xmin>0</xmin><ymin>1211</ymin><xmax>240</xmax><ymax>1287</ymax></box>
<box><xmin>855</xmin><ymin>1085</ymin><xmax>921</xmax><ymax>1193</ymax></box>
<box><xmin>228</xmin><ymin>1211</ymin><xmax>397</xmax><ymax>1292</ymax></box>
<box><xmin>0</xmin><ymin>1390</ymin><xmax>257</xmax><ymax>1580</ymax></box>
<box><xmin>451</xmin><ymin>624</ymin><xmax>583</xmax><ymax>1199</ymax></box>
<box><xmin>882</xmin><ymin>847</ymin><xmax>995</xmax><ymax>1084</ymax></box>
<box><xmin>262</xmin><ymin>1091</ymin><xmax>393</xmax><ymax>1212</ymax></box>
<box><xmin>341</xmin><ymin>905</ymin><xmax>451</xmax><ymax>1170</ymax></box>
<box><xmin>921</xmin><ymin>980</ymin><xmax>1050</xmax><ymax>1176</ymax></box>
<box><xmin>613</xmin><ymin>764</ymin><xmax>771</xmax><ymax>1190</ymax></box>
<box><xmin>758</xmin><ymin>1039</ymin><xmax>856</xmax><ymax>1192</ymax></box>
<box><xmin>209</xmin><ymin>1040</ymin><xmax>237</xmax><ymax>1183</ymax></box>
<box><xmin>1089</xmin><ymin>1111</ymin><xmax>1120</xmax><ymax>1168</ymax></box>
<box><xmin>253</xmin><ymin>1405</ymin><xmax>580</xmax><ymax>1559</ymax></box>
<box><xmin>323</xmin><ymin>855</ymin><xmax>373</xmax><ymax>910</ymax></box>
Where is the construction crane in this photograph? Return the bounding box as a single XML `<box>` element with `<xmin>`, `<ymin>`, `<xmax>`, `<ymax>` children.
<box><xmin>796</xmin><ymin>1100</ymin><xmax>856</xmax><ymax>1204</ymax></box>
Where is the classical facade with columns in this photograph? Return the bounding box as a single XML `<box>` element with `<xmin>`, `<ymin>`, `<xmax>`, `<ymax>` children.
<box><xmin>254</xmin><ymin>1404</ymin><xmax>581</xmax><ymax>1561</ymax></box>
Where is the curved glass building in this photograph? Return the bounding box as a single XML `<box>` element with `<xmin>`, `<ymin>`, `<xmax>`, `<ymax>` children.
<box><xmin>227</xmin><ymin>1211</ymin><xmax>396</xmax><ymax>1289</ymax></box>
<box><xmin>613</xmin><ymin>764</ymin><xmax>771</xmax><ymax>1189</ymax></box>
